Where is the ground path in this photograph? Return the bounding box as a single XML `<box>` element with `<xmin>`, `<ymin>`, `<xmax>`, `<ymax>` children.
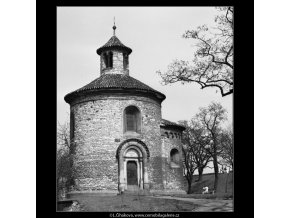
<box><xmin>148</xmin><ymin>196</ymin><xmax>233</xmax><ymax>212</ymax></box>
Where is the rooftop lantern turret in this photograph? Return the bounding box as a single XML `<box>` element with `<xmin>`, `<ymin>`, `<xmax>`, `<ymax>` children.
<box><xmin>96</xmin><ymin>18</ymin><xmax>132</xmax><ymax>76</ymax></box>
<box><xmin>64</xmin><ymin>19</ymin><xmax>166</xmax><ymax>105</ymax></box>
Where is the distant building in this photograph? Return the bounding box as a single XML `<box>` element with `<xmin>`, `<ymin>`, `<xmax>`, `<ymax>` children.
<box><xmin>64</xmin><ymin>24</ymin><xmax>187</xmax><ymax>194</ymax></box>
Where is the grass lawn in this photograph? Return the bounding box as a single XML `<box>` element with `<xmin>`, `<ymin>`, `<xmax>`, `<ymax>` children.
<box><xmin>63</xmin><ymin>193</ymin><xmax>233</xmax><ymax>212</ymax></box>
<box><xmin>68</xmin><ymin>194</ymin><xmax>198</xmax><ymax>212</ymax></box>
<box><xmin>190</xmin><ymin>172</ymin><xmax>233</xmax><ymax>194</ymax></box>
<box><xmin>171</xmin><ymin>193</ymin><xmax>233</xmax><ymax>200</ymax></box>
<box><xmin>59</xmin><ymin>173</ymin><xmax>234</xmax><ymax>212</ymax></box>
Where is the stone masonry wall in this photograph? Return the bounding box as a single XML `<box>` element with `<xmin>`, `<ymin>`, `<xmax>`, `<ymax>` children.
<box><xmin>100</xmin><ymin>50</ymin><xmax>129</xmax><ymax>75</ymax></box>
<box><xmin>160</xmin><ymin>127</ymin><xmax>187</xmax><ymax>192</ymax></box>
<box><xmin>70</xmin><ymin>94</ymin><xmax>163</xmax><ymax>191</ymax></box>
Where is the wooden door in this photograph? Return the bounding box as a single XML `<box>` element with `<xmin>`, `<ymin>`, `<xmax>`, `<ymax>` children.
<box><xmin>127</xmin><ymin>161</ymin><xmax>138</xmax><ymax>185</ymax></box>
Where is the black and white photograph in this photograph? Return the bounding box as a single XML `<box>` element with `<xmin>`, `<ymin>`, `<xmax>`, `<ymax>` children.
<box><xmin>8</xmin><ymin>0</ymin><xmax>287</xmax><ymax>217</ymax></box>
<box><xmin>56</xmin><ymin>6</ymin><xmax>234</xmax><ymax>212</ymax></box>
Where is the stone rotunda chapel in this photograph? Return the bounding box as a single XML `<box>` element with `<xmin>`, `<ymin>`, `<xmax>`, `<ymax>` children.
<box><xmin>64</xmin><ymin>24</ymin><xmax>187</xmax><ymax>195</ymax></box>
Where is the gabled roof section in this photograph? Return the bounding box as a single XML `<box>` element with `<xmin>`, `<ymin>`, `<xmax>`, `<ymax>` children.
<box><xmin>161</xmin><ymin>119</ymin><xmax>186</xmax><ymax>131</ymax></box>
<box><xmin>96</xmin><ymin>36</ymin><xmax>132</xmax><ymax>55</ymax></box>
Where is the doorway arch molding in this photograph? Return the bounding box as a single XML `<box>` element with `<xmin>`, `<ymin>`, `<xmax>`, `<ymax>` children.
<box><xmin>116</xmin><ymin>138</ymin><xmax>150</xmax><ymax>160</ymax></box>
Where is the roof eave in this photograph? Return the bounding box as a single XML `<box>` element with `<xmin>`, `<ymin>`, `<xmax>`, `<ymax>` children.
<box><xmin>64</xmin><ymin>88</ymin><xmax>166</xmax><ymax>105</ymax></box>
<box><xmin>160</xmin><ymin>125</ymin><xmax>186</xmax><ymax>131</ymax></box>
<box><xmin>96</xmin><ymin>46</ymin><xmax>132</xmax><ymax>55</ymax></box>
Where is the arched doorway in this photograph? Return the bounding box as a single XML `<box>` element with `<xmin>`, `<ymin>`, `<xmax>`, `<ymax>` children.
<box><xmin>116</xmin><ymin>139</ymin><xmax>150</xmax><ymax>191</ymax></box>
<box><xmin>123</xmin><ymin>147</ymin><xmax>143</xmax><ymax>191</ymax></box>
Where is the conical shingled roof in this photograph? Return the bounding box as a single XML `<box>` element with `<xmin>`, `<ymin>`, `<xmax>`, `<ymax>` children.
<box><xmin>64</xmin><ymin>74</ymin><xmax>166</xmax><ymax>104</ymax></box>
<box><xmin>96</xmin><ymin>35</ymin><xmax>132</xmax><ymax>55</ymax></box>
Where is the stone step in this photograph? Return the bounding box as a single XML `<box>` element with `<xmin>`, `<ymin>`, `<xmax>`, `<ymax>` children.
<box><xmin>126</xmin><ymin>185</ymin><xmax>139</xmax><ymax>191</ymax></box>
<box><xmin>123</xmin><ymin>188</ymin><xmax>151</xmax><ymax>196</ymax></box>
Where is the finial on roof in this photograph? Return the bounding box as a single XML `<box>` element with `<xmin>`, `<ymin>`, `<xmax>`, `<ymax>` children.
<box><xmin>113</xmin><ymin>17</ymin><xmax>116</xmax><ymax>36</ymax></box>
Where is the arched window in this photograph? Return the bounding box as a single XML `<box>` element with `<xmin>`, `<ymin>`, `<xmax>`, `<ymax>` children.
<box><xmin>103</xmin><ymin>52</ymin><xmax>113</xmax><ymax>68</ymax></box>
<box><xmin>123</xmin><ymin>53</ymin><xmax>128</xmax><ymax>69</ymax></box>
<box><xmin>124</xmin><ymin>106</ymin><xmax>141</xmax><ymax>133</ymax></box>
<box><xmin>108</xmin><ymin>51</ymin><xmax>113</xmax><ymax>68</ymax></box>
<box><xmin>103</xmin><ymin>53</ymin><xmax>108</xmax><ymax>68</ymax></box>
<box><xmin>70</xmin><ymin>111</ymin><xmax>75</xmax><ymax>140</ymax></box>
<box><xmin>170</xmin><ymin>148</ymin><xmax>180</xmax><ymax>167</ymax></box>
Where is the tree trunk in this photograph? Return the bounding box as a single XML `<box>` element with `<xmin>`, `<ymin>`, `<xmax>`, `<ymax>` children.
<box><xmin>186</xmin><ymin>177</ymin><xmax>192</xmax><ymax>194</ymax></box>
<box><xmin>56</xmin><ymin>177</ymin><xmax>60</xmax><ymax>200</ymax></box>
<box><xmin>213</xmin><ymin>154</ymin><xmax>219</xmax><ymax>191</ymax></box>
<box><xmin>56</xmin><ymin>184</ymin><xmax>59</xmax><ymax>200</ymax></box>
<box><xmin>197</xmin><ymin>167</ymin><xmax>203</xmax><ymax>181</ymax></box>
<box><xmin>187</xmin><ymin>183</ymin><xmax>192</xmax><ymax>194</ymax></box>
<box><xmin>67</xmin><ymin>155</ymin><xmax>74</xmax><ymax>189</ymax></box>
<box><xmin>225</xmin><ymin>171</ymin><xmax>229</xmax><ymax>193</ymax></box>
<box><xmin>231</xmin><ymin>170</ymin><xmax>234</xmax><ymax>195</ymax></box>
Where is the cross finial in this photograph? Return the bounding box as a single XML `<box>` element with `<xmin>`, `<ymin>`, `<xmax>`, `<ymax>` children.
<box><xmin>113</xmin><ymin>17</ymin><xmax>116</xmax><ymax>36</ymax></box>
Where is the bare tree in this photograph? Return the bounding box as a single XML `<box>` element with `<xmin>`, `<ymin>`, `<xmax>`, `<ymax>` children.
<box><xmin>179</xmin><ymin>120</ymin><xmax>211</xmax><ymax>184</ymax></box>
<box><xmin>57</xmin><ymin>147</ymin><xmax>71</xmax><ymax>199</ymax></box>
<box><xmin>57</xmin><ymin>121</ymin><xmax>74</xmax><ymax>200</ymax></box>
<box><xmin>57</xmin><ymin>121</ymin><xmax>70</xmax><ymax>150</ymax></box>
<box><xmin>196</xmin><ymin>102</ymin><xmax>227</xmax><ymax>191</ymax></box>
<box><xmin>157</xmin><ymin>7</ymin><xmax>233</xmax><ymax>97</ymax></box>
<box><xmin>181</xmin><ymin>142</ymin><xmax>198</xmax><ymax>194</ymax></box>
<box><xmin>220</xmin><ymin>125</ymin><xmax>233</xmax><ymax>170</ymax></box>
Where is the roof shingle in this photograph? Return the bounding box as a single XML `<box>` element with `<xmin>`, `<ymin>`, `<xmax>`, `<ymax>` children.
<box><xmin>161</xmin><ymin>119</ymin><xmax>186</xmax><ymax>130</ymax></box>
<box><xmin>64</xmin><ymin>74</ymin><xmax>166</xmax><ymax>103</ymax></box>
<box><xmin>96</xmin><ymin>36</ymin><xmax>132</xmax><ymax>55</ymax></box>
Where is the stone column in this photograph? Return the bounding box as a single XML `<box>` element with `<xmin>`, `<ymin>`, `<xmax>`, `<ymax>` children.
<box><xmin>139</xmin><ymin>160</ymin><xmax>143</xmax><ymax>189</ymax></box>
<box><xmin>143</xmin><ymin>158</ymin><xmax>149</xmax><ymax>190</ymax></box>
<box><xmin>124</xmin><ymin>160</ymin><xmax>127</xmax><ymax>190</ymax></box>
<box><xmin>136</xmin><ymin>160</ymin><xmax>139</xmax><ymax>186</ymax></box>
<box><xmin>161</xmin><ymin>138</ymin><xmax>167</xmax><ymax>190</ymax></box>
<box><xmin>119</xmin><ymin>156</ymin><xmax>125</xmax><ymax>192</ymax></box>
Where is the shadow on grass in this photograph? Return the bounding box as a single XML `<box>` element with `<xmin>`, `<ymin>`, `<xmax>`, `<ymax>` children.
<box><xmin>172</xmin><ymin>193</ymin><xmax>233</xmax><ymax>200</ymax></box>
<box><xmin>69</xmin><ymin>194</ymin><xmax>198</xmax><ymax>212</ymax></box>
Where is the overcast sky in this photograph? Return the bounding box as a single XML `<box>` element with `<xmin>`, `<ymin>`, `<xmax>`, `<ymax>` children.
<box><xmin>57</xmin><ymin>7</ymin><xmax>233</xmax><ymax>129</ymax></box>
